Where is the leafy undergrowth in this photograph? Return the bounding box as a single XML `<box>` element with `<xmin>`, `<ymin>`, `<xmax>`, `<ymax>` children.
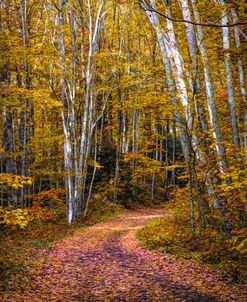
<box><xmin>137</xmin><ymin>188</ymin><xmax>247</xmax><ymax>285</ymax></box>
<box><xmin>0</xmin><ymin>197</ymin><xmax>126</xmax><ymax>293</ymax></box>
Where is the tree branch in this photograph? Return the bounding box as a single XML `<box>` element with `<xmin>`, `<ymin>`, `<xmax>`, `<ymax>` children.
<box><xmin>139</xmin><ymin>0</ymin><xmax>247</xmax><ymax>28</ymax></box>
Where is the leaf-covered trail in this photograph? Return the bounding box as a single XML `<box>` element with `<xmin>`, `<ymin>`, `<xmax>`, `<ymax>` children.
<box><xmin>8</xmin><ymin>208</ymin><xmax>247</xmax><ymax>301</ymax></box>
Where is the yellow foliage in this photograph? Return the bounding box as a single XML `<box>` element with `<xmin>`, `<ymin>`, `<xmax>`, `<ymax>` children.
<box><xmin>0</xmin><ymin>207</ymin><xmax>33</xmax><ymax>227</ymax></box>
<box><xmin>0</xmin><ymin>174</ymin><xmax>33</xmax><ymax>190</ymax></box>
<box><xmin>230</xmin><ymin>228</ymin><xmax>247</xmax><ymax>255</ymax></box>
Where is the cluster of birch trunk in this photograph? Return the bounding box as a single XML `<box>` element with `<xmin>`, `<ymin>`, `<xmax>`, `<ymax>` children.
<box><xmin>142</xmin><ymin>0</ymin><xmax>246</xmax><ymax>234</ymax></box>
<box><xmin>0</xmin><ymin>0</ymin><xmax>246</xmax><ymax>233</ymax></box>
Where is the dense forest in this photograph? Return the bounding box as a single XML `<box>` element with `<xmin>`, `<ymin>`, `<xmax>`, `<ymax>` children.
<box><xmin>0</xmin><ymin>0</ymin><xmax>247</xmax><ymax>301</ymax></box>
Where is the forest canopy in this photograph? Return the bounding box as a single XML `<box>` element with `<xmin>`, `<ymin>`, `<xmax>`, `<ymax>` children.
<box><xmin>0</xmin><ymin>1</ymin><xmax>247</xmax><ymax>299</ymax></box>
<box><xmin>0</xmin><ymin>0</ymin><xmax>246</xmax><ymax>239</ymax></box>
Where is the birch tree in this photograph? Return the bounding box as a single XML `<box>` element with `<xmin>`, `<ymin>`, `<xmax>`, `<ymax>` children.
<box><xmin>56</xmin><ymin>0</ymin><xmax>107</xmax><ymax>223</ymax></box>
<box><xmin>219</xmin><ymin>0</ymin><xmax>240</xmax><ymax>148</ymax></box>
<box><xmin>231</xmin><ymin>8</ymin><xmax>247</xmax><ymax>149</ymax></box>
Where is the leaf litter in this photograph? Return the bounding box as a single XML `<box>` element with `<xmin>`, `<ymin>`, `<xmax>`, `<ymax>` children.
<box><xmin>1</xmin><ymin>208</ymin><xmax>246</xmax><ymax>301</ymax></box>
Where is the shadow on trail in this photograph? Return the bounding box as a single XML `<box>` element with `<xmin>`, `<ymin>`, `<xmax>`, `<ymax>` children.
<box><xmin>75</xmin><ymin>232</ymin><xmax>218</xmax><ymax>301</ymax></box>
<box><xmin>6</xmin><ymin>208</ymin><xmax>242</xmax><ymax>301</ymax></box>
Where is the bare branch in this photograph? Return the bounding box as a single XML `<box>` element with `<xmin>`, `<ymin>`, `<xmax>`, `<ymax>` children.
<box><xmin>139</xmin><ymin>0</ymin><xmax>247</xmax><ymax>28</ymax></box>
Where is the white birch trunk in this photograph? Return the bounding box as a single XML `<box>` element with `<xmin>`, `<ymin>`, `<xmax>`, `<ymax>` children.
<box><xmin>143</xmin><ymin>0</ymin><xmax>196</xmax><ymax>230</ymax></box>
<box><xmin>220</xmin><ymin>1</ymin><xmax>240</xmax><ymax>148</ymax></box>
<box><xmin>191</xmin><ymin>0</ymin><xmax>228</xmax><ymax>173</ymax></box>
<box><xmin>58</xmin><ymin>0</ymin><xmax>105</xmax><ymax>223</ymax></box>
<box><xmin>231</xmin><ymin>9</ymin><xmax>247</xmax><ymax>149</ymax></box>
<box><xmin>179</xmin><ymin>0</ymin><xmax>198</xmax><ymax>93</ymax></box>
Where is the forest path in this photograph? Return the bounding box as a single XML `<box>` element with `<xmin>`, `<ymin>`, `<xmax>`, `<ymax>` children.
<box><xmin>13</xmin><ymin>208</ymin><xmax>245</xmax><ymax>301</ymax></box>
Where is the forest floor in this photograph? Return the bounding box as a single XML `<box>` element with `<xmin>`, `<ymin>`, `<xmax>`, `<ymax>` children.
<box><xmin>1</xmin><ymin>207</ymin><xmax>247</xmax><ymax>302</ymax></box>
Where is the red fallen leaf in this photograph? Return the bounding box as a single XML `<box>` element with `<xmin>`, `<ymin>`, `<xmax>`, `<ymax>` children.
<box><xmin>2</xmin><ymin>208</ymin><xmax>246</xmax><ymax>301</ymax></box>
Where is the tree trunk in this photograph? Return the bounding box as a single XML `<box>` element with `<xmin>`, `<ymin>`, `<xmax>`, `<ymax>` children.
<box><xmin>220</xmin><ymin>0</ymin><xmax>240</xmax><ymax>148</ymax></box>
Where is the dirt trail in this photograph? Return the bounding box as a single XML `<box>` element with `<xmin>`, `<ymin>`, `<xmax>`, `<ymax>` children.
<box><xmin>7</xmin><ymin>208</ymin><xmax>247</xmax><ymax>301</ymax></box>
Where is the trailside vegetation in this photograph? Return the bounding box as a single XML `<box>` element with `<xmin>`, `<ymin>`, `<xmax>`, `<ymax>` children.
<box><xmin>0</xmin><ymin>0</ymin><xmax>246</xmax><ymax>291</ymax></box>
